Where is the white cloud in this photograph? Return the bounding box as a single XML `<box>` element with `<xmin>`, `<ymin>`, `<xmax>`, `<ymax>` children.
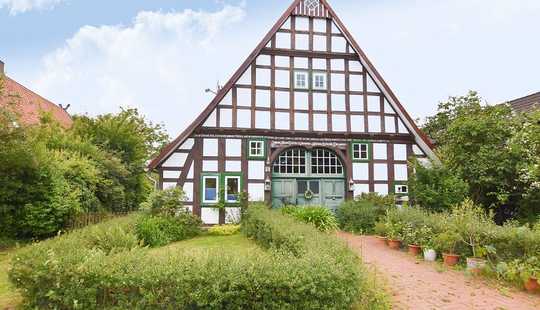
<box><xmin>0</xmin><ymin>0</ymin><xmax>65</xmax><ymax>15</ymax></box>
<box><xmin>33</xmin><ymin>4</ymin><xmax>247</xmax><ymax>134</ymax></box>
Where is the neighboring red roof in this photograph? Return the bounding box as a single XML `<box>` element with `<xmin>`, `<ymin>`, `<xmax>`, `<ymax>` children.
<box><xmin>0</xmin><ymin>75</ymin><xmax>73</xmax><ymax>128</ymax></box>
<box><xmin>507</xmin><ymin>92</ymin><xmax>540</xmax><ymax>113</ymax></box>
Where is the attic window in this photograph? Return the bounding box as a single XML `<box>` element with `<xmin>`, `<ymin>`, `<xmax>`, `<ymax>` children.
<box><xmin>305</xmin><ymin>0</ymin><xmax>320</xmax><ymax>10</ymax></box>
<box><xmin>295</xmin><ymin>71</ymin><xmax>308</xmax><ymax>89</ymax></box>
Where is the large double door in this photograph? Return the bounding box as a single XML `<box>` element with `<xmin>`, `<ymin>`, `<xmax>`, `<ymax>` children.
<box><xmin>272</xmin><ymin>178</ymin><xmax>345</xmax><ymax>211</ymax></box>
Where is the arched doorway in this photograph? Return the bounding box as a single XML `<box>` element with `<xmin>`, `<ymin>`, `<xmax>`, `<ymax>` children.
<box><xmin>271</xmin><ymin>147</ymin><xmax>346</xmax><ymax>211</ymax></box>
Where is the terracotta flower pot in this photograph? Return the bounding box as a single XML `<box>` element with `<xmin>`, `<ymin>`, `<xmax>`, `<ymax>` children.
<box><xmin>388</xmin><ymin>239</ymin><xmax>401</xmax><ymax>250</ymax></box>
<box><xmin>376</xmin><ymin>236</ymin><xmax>387</xmax><ymax>245</ymax></box>
<box><xmin>408</xmin><ymin>244</ymin><xmax>422</xmax><ymax>256</ymax></box>
<box><xmin>524</xmin><ymin>277</ymin><xmax>539</xmax><ymax>293</ymax></box>
<box><xmin>466</xmin><ymin>257</ymin><xmax>487</xmax><ymax>273</ymax></box>
<box><xmin>443</xmin><ymin>253</ymin><xmax>460</xmax><ymax>266</ymax></box>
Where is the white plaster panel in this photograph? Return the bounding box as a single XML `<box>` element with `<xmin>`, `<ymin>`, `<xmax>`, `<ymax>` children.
<box><xmin>296</xmin><ymin>16</ymin><xmax>309</xmax><ymax>30</ymax></box>
<box><xmin>275</xmin><ymin>56</ymin><xmax>289</xmax><ymax>67</ymax></box>
<box><xmin>331</xmin><ymin>94</ymin><xmax>346</xmax><ymax>111</ymax></box>
<box><xmin>313</xmin><ymin>35</ymin><xmax>326</xmax><ymax>51</ymax></box>
<box><xmin>226</xmin><ymin>139</ymin><xmax>242</xmax><ymax>157</ymax></box>
<box><xmin>313</xmin><ymin>93</ymin><xmax>327</xmax><ymax>111</ymax></box>
<box><xmin>332</xmin><ymin>114</ymin><xmax>347</xmax><ymax>132</ymax></box>
<box><xmin>163</xmin><ymin>182</ymin><xmax>177</xmax><ymax>190</ymax></box>
<box><xmin>238</xmin><ymin>67</ymin><xmax>251</xmax><ymax>85</ymax></box>
<box><xmin>353</xmin><ymin>163</ymin><xmax>369</xmax><ymax>181</ymax></box>
<box><xmin>313</xmin><ymin>114</ymin><xmax>327</xmax><ymax>131</ymax></box>
<box><xmin>296</xmin><ymin>33</ymin><xmax>309</xmax><ymax>50</ymax></box>
<box><xmin>237</xmin><ymin>88</ymin><xmax>251</xmax><ymax>107</ymax></box>
<box><xmin>394</xmin><ymin>164</ymin><xmax>408</xmax><ymax>181</ymax></box>
<box><xmin>294</xmin><ymin>57</ymin><xmax>309</xmax><ymax>69</ymax></box>
<box><xmin>295</xmin><ymin>92</ymin><xmax>309</xmax><ymax>110</ymax></box>
<box><xmin>332</xmin><ymin>36</ymin><xmax>347</xmax><ymax>52</ymax></box>
<box><xmin>256</xmin><ymin>89</ymin><xmax>270</xmax><ymax>107</ymax></box>
<box><xmin>204</xmin><ymin>111</ymin><xmax>216</xmax><ymax>127</ymax></box>
<box><xmin>225</xmin><ymin>207</ymin><xmax>241</xmax><ymax>224</ymax></box>
<box><xmin>187</xmin><ymin>165</ymin><xmax>194</xmax><ymax>179</ymax></box>
<box><xmin>255</xmin><ymin>111</ymin><xmax>271</xmax><ymax>129</ymax></box>
<box><xmin>366</xmin><ymin>75</ymin><xmax>379</xmax><ymax>92</ymax></box>
<box><xmin>331</xmin><ymin>73</ymin><xmax>345</xmax><ymax>91</ymax></box>
<box><xmin>257</xmin><ymin>55</ymin><xmax>271</xmax><ymax>66</ymax></box>
<box><xmin>163</xmin><ymin>153</ymin><xmax>188</xmax><ymax>167</ymax></box>
<box><xmin>354</xmin><ymin>184</ymin><xmax>370</xmax><ymax>197</ymax></box>
<box><xmin>276</xmin><ymin>112</ymin><xmax>290</xmax><ymax>130</ymax></box>
<box><xmin>398</xmin><ymin>119</ymin><xmax>409</xmax><ymax>134</ymax></box>
<box><xmin>313</xmin><ymin>18</ymin><xmax>326</xmax><ymax>32</ymax></box>
<box><xmin>226</xmin><ymin>161</ymin><xmax>242</xmax><ymax>172</ymax></box>
<box><xmin>183</xmin><ymin>182</ymin><xmax>194</xmax><ymax>201</ymax></box>
<box><xmin>220</xmin><ymin>91</ymin><xmax>232</xmax><ymax>105</ymax></box>
<box><xmin>163</xmin><ymin>171</ymin><xmax>181</xmax><ymax>179</ymax></box>
<box><xmin>368</xmin><ymin>115</ymin><xmax>381</xmax><ymax>133</ymax></box>
<box><xmin>313</xmin><ymin>58</ymin><xmax>326</xmax><ymax>70</ymax></box>
<box><xmin>331</xmin><ymin>59</ymin><xmax>345</xmax><ymax>71</ymax></box>
<box><xmin>350</xmin><ymin>95</ymin><xmax>364</xmax><ymax>112</ymax></box>
<box><xmin>275</xmin><ymin>70</ymin><xmax>290</xmax><ymax>88</ymax></box>
<box><xmin>350</xmin><ymin>115</ymin><xmax>365</xmax><ymax>132</ymax></box>
<box><xmin>349</xmin><ymin>75</ymin><xmax>363</xmax><ymax>92</ymax></box>
<box><xmin>201</xmin><ymin>208</ymin><xmax>220</xmax><ymax>225</ymax></box>
<box><xmin>203</xmin><ymin>139</ymin><xmax>218</xmax><ymax>157</ymax></box>
<box><xmin>331</xmin><ymin>22</ymin><xmax>341</xmax><ymax>34</ymax></box>
<box><xmin>374</xmin><ymin>184</ymin><xmax>389</xmax><ymax>195</ymax></box>
<box><xmin>203</xmin><ymin>160</ymin><xmax>218</xmax><ymax>172</ymax></box>
<box><xmin>374</xmin><ymin>164</ymin><xmax>388</xmax><ymax>181</ymax></box>
<box><xmin>384</xmin><ymin>100</ymin><xmax>395</xmax><ymax>114</ymax></box>
<box><xmin>367</xmin><ymin>96</ymin><xmax>381</xmax><ymax>112</ymax></box>
<box><xmin>349</xmin><ymin>61</ymin><xmax>363</xmax><ymax>72</ymax></box>
<box><xmin>373</xmin><ymin>143</ymin><xmax>387</xmax><ymax>160</ymax></box>
<box><xmin>237</xmin><ymin>110</ymin><xmax>251</xmax><ymax>128</ymax></box>
<box><xmin>248</xmin><ymin>183</ymin><xmax>265</xmax><ymax>201</ymax></box>
<box><xmin>385</xmin><ymin>116</ymin><xmax>396</xmax><ymax>133</ymax></box>
<box><xmin>275</xmin><ymin>91</ymin><xmax>290</xmax><ymax>109</ymax></box>
<box><xmin>295</xmin><ymin>113</ymin><xmax>309</xmax><ymax>130</ymax></box>
<box><xmin>276</xmin><ymin>32</ymin><xmax>291</xmax><ymax>49</ymax></box>
<box><xmin>248</xmin><ymin>161</ymin><xmax>265</xmax><ymax>180</ymax></box>
<box><xmin>220</xmin><ymin>108</ymin><xmax>232</xmax><ymax>127</ymax></box>
<box><xmin>256</xmin><ymin>68</ymin><xmax>271</xmax><ymax>87</ymax></box>
<box><xmin>413</xmin><ymin>145</ymin><xmax>424</xmax><ymax>156</ymax></box>
<box><xmin>281</xmin><ymin>17</ymin><xmax>291</xmax><ymax>30</ymax></box>
<box><xmin>180</xmin><ymin>138</ymin><xmax>194</xmax><ymax>150</ymax></box>
<box><xmin>394</xmin><ymin>144</ymin><xmax>408</xmax><ymax>161</ymax></box>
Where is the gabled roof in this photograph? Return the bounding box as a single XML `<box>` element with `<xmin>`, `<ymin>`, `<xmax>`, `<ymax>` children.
<box><xmin>507</xmin><ymin>91</ymin><xmax>540</xmax><ymax>113</ymax></box>
<box><xmin>0</xmin><ymin>75</ymin><xmax>73</xmax><ymax>128</ymax></box>
<box><xmin>149</xmin><ymin>0</ymin><xmax>436</xmax><ymax>170</ymax></box>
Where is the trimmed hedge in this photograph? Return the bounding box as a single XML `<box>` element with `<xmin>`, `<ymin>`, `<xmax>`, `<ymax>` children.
<box><xmin>10</xmin><ymin>208</ymin><xmax>390</xmax><ymax>309</ymax></box>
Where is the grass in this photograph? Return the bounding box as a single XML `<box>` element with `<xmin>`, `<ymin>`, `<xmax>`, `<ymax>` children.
<box><xmin>0</xmin><ymin>247</ymin><xmax>22</xmax><ymax>308</ymax></box>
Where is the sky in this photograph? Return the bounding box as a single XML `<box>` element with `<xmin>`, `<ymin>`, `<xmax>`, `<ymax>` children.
<box><xmin>1</xmin><ymin>0</ymin><xmax>539</xmax><ymax>136</ymax></box>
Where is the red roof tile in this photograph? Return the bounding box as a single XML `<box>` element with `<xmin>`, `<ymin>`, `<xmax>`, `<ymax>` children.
<box><xmin>507</xmin><ymin>92</ymin><xmax>540</xmax><ymax>113</ymax></box>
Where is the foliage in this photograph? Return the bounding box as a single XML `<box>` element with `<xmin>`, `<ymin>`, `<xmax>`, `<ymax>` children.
<box><xmin>9</xmin><ymin>208</ymin><xmax>389</xmax><ymax>309</ymax></box>
<box><xmin>408</xmin><ymin>158</ymin><xmax>469</xmax><ymax>212</ymax></box>
<box><xmin>336</xmin><ymin>196</ymin><xmax>391</xmax><ymax>234</ymax></box>
<box><xmin>373</xmin><ymin>221</ymin><xmax>387</xmax><ymax>237</ymax></box>
<box><xmin>281</xmin><ymin>205</ymin><xmax>338</xmax><ymax>232</ymax></box>
<box><xmin>140</xmin><ymin>188</ymin><xmax>185</xmax><ymax>217</ymax></box>
<box><xmin>496</xmin><ymin>256</ymin><xmax>540</xmax><ymax>285</ymax></box>
<box><xmin>135</xmin><ymin>212</ymin><xmax>202</xmax><ymax>247</ymax></box>
<box><xmin>432</xmin><ymin>231</ymin><xmax>460</xmax><ymax>254</ymax></box>
<box><xmin>207</xmin><ymin>224</ymin><xmax>241</xmax><ymax>236</ymax></box>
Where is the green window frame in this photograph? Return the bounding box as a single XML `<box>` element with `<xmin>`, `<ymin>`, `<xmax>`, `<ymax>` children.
<box><xmin>350</xmin><ymin>141</ymin><xmax>371</xmax><ymax>162</ymax></box>
<box><xmin>247</xmin><ymin>139</ymin><xmax>266</xmax><ymax>160</ymax></box>
<box><xmin>201</xmin><ymin>173</ymin><xmax>243</xmax><ymax>206</ymax></box>
<box><xmin>392</xmin><ymin>182</ymin><xmax>409</xmax><ymax>195</ymax></box>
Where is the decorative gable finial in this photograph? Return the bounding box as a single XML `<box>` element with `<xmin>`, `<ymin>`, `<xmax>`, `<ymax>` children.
<box><xmin>305</xmin><ymin>0</ymin><xmax>320</xmax><ymax>11</ymax></box>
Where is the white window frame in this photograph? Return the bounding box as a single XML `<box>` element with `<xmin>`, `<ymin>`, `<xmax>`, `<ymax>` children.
<box><xmin>225</xmin><ymin>176</ymin><xmax>241</xmax><ymax>203</ymax></box>
<box><xmin>202</xmin><ymin>175</ymin><xmax>219</xmax><ymax>204</ymax></box>
<box><xmin>312</xmin><ymin>72</ymin><xmax>326</xmax><ymax>90</ymax></box>
<box><xmin>352</xmin><ymin>143</ymin><xmax>369</xmax><ymax>160</ymax></box>
<box><xmin>395</xmin><ymin>184</ymin><xmax>408</xmax><ymax>194</ymax></box>
<box><xmin>294</xmin><ymin>71</ymin><xmax>309</xmax><ymax>89</ymax></box>
<box><xmin>249</xmin><ymin>140</ymin><xmax>265</xmax><ymax>158</ymax></box>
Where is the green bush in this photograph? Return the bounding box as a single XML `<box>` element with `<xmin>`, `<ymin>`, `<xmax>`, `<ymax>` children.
<box><xmin>135</xmin><ymin>212</ymin><xmax>202</xmax><ymax>247</ymax></box>
<box><xmin>140</xmin><ymin>188</ymin><xmax>185</xmax><ymax>216</ymax></box>
<box><xmin>337</xmin><ymin>199</ymin><xmax>389</xmax><ymax>234</ymax></box>
<box><xmin>281</xmin><ymin>205</ymin><xmax>338</xmax><ymax>232</ymax></box>
<box><xmin>208</xmin><ymin>224</ymin><xmax>241</xmax><ymax>236</ymax></box>
<box><xmin>9</xmin><ymin>208</ymin><xmax>390</xmax><ymax>309</ymax></box>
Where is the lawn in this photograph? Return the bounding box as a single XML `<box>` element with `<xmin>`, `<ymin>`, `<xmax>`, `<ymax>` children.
<box><xmin>0</xmin><ymin>248</ymin><xmax>21</xmax><ymax>308</ymax></box>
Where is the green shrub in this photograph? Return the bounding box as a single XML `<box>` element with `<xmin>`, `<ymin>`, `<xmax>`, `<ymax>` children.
<box><xmin>337</xmin><ymin>200</ymin><xmax>388</xmax><ymax>234</ymax></box>
<box><xmin>140</xmin><ymin>188</ymin><xmax>185</xmax><ymax>216</ymax></box>
<box><xmin>281</xmin><ymin>205</ymin><xmax>338</xmax><ymax>232</ymax></box>
<box><xmin>208</xmin><ymin>224</ymin><xmax>241</xmax><ymax>236</ymax></box>
<box><xmin>135</xmin><ymin>212</ymin><xmax>202</xmax><ymax>247</ymax></box>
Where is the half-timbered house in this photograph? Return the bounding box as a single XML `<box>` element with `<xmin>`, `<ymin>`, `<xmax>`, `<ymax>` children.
<box><xmin>149</xmin><ymin>0</ymin><xmax>437</xmax><ymax>224</ymax></box>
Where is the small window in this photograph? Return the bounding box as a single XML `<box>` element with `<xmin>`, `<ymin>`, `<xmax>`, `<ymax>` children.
<box><xmin>352</xmin><ymin>143</ymin><xmax>369</xmax><ymax>161</ymax></box>
<box><xmin>295</xmin><ymin>71</ymin><xmax>308</xmax><ymax>89</ymax></box>
<box><xmin>249</xmin><ymin>140</ymin><xmax>265</xmax><ymax>158</ymax></box>
<box><xmin>395</xmin><ymin>184</ymin><xmax>408</xmax><ymax>194</ymax></box>
<box><xmin>312</xmin><ymin>73</ymin><xmax>326</xmax><ymax>90</ymax></box>
<box><xmin>202</xmin><ymin>176</ymin><xmax>219</xmax><ymax>203</ymax></box>
<box><xmin>225</xmin><ymin>176</ymin><xmax>241</xmax><ymax>203</ymax></box>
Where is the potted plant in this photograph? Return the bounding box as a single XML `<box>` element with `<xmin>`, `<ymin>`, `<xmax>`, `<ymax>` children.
<box><xmin>373</xmin><ymin>221</ymin><xmax>388</xmax><ymax>245</ymax></box>
<box><xmin>434</xmin><ymin>231</ymin><xmax>461</xmax><ymax>266</ymax></box>
<box><xmin>402</xmin><ymin>223</ymin><xmax>421</xmax><ymax>256</ymax></box>
<box><xmin>386</xmin><ymin>221</ymin><xmax>403</xmax><ymax>250</ymax></box>
<box><xmin>466</xmin><ymin>245</ymin><xmax>494</xmax><ymax>273</ymax></box>
<box><xmin>522</xmin><ymin>257</ymin><xmax>540</xmax><ymax>293</ymax></box>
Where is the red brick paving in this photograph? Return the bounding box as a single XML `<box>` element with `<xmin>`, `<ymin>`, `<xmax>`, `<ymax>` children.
<box><xmin>338</xmin><ymin>232</ymin><xmax>540</xmax><ymax>310</ymax></box>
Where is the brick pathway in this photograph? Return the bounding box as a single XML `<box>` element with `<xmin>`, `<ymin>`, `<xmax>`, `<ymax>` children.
<box><xmin>338</xmin><ymin>232</ymin><xmax>540</xmax><ymax>310</ymax></box>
